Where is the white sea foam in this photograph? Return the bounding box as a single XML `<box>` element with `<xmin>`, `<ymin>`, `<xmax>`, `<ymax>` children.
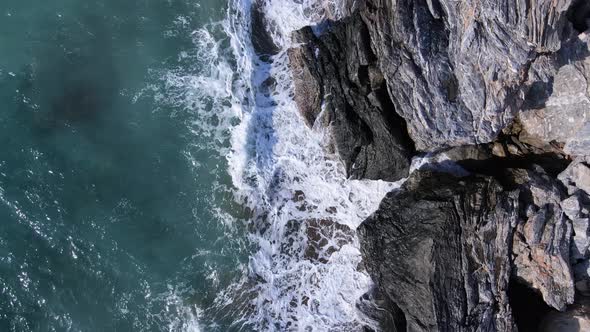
<box><xmin>215</xmin><ymin>0</ymin><xmax>400</xmax><ymax>330</ymax></box>
<box><xmin>156</xmin><ymin>0</ymin><xmax>400</xmax><ymax>329</ymax></box>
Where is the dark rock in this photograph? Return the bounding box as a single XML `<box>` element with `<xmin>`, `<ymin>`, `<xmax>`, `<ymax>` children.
<box><xmin>288</xmin><ymin>28</ymin><xmax>323</xmax><ymax>127</ymax></box>
<box><xmin>281</xmin><ymin>217</ymin><xmax>354</xmax><ymax>264</ymax></box>
<box><xmin>359</xmin><ymin>166</ymin><xmax>581</xmax><ymax>329</ymax></box>
<box><xmin>250</xmin><ymin>1</ymin><xmax>280</xmax><ymax>57</ymax></box>
<box><xmin>288</xmin><ymin>15</ymin><xmax>414</xmax><ymax>181</ymax></box>
<box><xmin>356</xmin><ymin>286</ymin><xmax>405</xmax><ymax>332</ymax></box>
<box><xmin>359</xmin><ymin>170</ymin><xmax>518</xmax><ymax>331</ymax></box>
<box><xmin>568</xmin><ymin>0</ymin><xmax>590</xmax><ymax>33</ymax></box>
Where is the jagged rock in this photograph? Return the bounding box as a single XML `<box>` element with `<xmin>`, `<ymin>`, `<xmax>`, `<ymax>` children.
<box><xmin>572</xmin><ymin>216</ymin><xmax>590</xmax><ymax>262</ymax></box>
<box><xmin>354</xmin><ymin>0</ymin><xmax>577</xmax><ymax>152</ymax></box>
<box><xmin>358</xmin><ymin>170</ymin><xmax>518</xmax><ymax>331</ymax></box>
<box><xmin>562</xmin><ymin>194</ymin><xmax>585</xmax><ymax>220</ymax></box>
<box><xmin>508</xmin><ymin>168</ymin><xmax>575</xmax><ymax>311</ymax></box>
<box><xmin>281</xmin><ymin>218</ymin><xmax>354</xmax><ymax>264</ymax></box>
<box><xmin>250</xmin><ymin>1</ymin><xmax>281</xmax><ymax>57</ymax></box>
<box><xmin>288</xmin><ymin>15</ymin><xmax>414</xmax><ymax>181</ymax></box>
<box><xmin>519</xmin><ymin>63</ymin><xmax>590</xmax><ymax>153</ymax></box>
<box><xmin>561</xmin><ymin>193</ymin><xmax>590</xmax><ymax>264</ymax></box>
<box><xmin>517</xmin><ymin>30</ymin><xmax>590</xmax><ymax>155</ymax></box>
<box><xmin>358</xmin><ymin>166</ymin><xmax>581</xmax><ymax>329</ymax></box>
<box><xmin>559</xmin><ymin>157</ymin><xmax>590</xmax><ymax>195</ymax></box>
<box><xmin>565</xmin><ymin>122</ymin><xmax>590</xmax><ymax>156</ymax></box>
<box><xmin>289</xmin><ymin>0</ymin><xmax>590</xmax><ymax>159</ymax></box>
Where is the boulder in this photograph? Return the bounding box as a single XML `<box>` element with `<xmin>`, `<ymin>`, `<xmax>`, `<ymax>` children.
<box><xmin>359</xmin><ymin>170</ymin><xmax>518</xmax><ymax>331</ymax></box>
<box><xmin>519</xmin><ymin>62</ymin><xmax>590</xmax><ymax>154</ymax></box>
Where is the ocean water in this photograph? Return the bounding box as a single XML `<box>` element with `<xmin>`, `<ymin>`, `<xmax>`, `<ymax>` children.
<box><xmin>0</xmin><ymin>0</ymin><xmax>397</xmax><ymax>331</ymax></box>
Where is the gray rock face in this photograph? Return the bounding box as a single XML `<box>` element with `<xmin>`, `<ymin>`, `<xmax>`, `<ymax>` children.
<box><xmin>359</xmin><ymin>170</ymin><xmax>518</xmax><ymax>331</ymax></box>
<box><xmin>519</xmin><ymin>64</ymin><xmax>590</xmax><ymax>149</ymax></box>
<box><xmin>359</xmin><ymin>167</ymin><xmax>580</xmax><ymax>330</ymax></box>
<box><xmin>355</xmin><ymin>0</ymin><xmax>576</xmax><ymax>151</ymax></box>
<box><xmin>288</xmin><ymin>15</ymin><xmax>414</xmax><ymax>181</ymax></box>
<box><xmin>559</xmin><ymin>157</ymin><xmax>590</xmax><ymax>195</ymax></box>
<box><xmin>508</xmin><ymin>169</ymin><xmax>575</xmax><ymax>311</ymax></box>
<box><xmin>565</xmin><ymin>122</ymin><xmax>590</xmax><ymax>156</ymax></box>
<box><xmin>290</xmin><ymin>0</ymin><xmax>587</xmax><ymax>154</ymax></box>
<box><xmin>518</xmin><ymin>34</ymin><xmax>590</xmax><ymax>155</ymax></box>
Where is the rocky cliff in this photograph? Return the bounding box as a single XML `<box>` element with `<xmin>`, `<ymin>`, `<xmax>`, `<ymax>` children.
<box><xmin>276</xmin><ymin>0</ymin><xmax>590</xmax><ymax>330</ymax></box>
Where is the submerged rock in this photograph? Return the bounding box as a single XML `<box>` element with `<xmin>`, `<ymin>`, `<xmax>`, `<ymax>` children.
<box><xmin>250</xmin><ymin>1</ymin><xmax>280</xmax><ymax>57</ymax></box>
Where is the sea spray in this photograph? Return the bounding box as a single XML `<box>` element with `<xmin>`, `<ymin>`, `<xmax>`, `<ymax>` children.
<box><xmin>218</xmin><ymin>0</ymin><xmax>401</xmax><ymax>330</ymax></box>
<box><xmin>149</xmin><ymin>0</ymin><xmax>401</xmax><ymax>329</ymax></box>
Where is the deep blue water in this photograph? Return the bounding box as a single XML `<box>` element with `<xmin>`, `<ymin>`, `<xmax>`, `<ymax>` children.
<box><xmin>0</xmin><ymin>1</ymin><xmax>249</xmax><ymax>330</ymax></box>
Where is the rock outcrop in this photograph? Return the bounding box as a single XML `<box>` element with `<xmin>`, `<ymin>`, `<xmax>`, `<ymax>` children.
<box><xmin>359</xmin><ymin>170</ymin><xmax>518</xmax><ymax>331</ymax></box>
<box><xmin>518</xmin><ymin>33</ymin><xmax>590</xmax><ymax>156</ymax></box>
<box><xmin>508</xmin><ymin>168</ymin><xmax>574</xmax><ymax>311</ymax></box>
<box><xmin>290</xmin><ymin>0</ymin><xmax>584</xmax><ymax>154</ymax></box>
<box><xmin>359</xmin><ymin>0</ymin><xmax>574</xmax><ymax>151</ymax></box>
<box><xmin>359</xmin><ymin>167</ymin><xmax>580</xmax><ymax>330</ymax></box>
<box><xmin>279</xmin><ymin>0</ymin><xmax>590</xmax><ymax>330</ymax></box>
<box><xmin>288</xmin><ymin>15</ymin><xmax>414</xmax><ymax>181</ymax></box>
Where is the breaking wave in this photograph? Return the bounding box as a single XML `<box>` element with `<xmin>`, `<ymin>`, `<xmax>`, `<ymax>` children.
<box><xmin>161</xmin><ymin>0</ymin><xmax>400</xmax><ymax>330</ymax></box>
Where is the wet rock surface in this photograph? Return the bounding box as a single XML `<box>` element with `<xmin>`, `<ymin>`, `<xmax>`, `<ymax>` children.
<box><xmin>250</xmin><ymin>1</ymin><xmax>281</xmax><ymax>57</ymax></box>
<box><xmin>288</xmin><ymin>15</ymin><xmax>414</xmax><ymax>181</ymax></box>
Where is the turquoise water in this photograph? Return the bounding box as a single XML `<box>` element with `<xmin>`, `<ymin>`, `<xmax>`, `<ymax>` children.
<box><xmin>0</xmin><ymin>1</ymin><xmax>249</xmax><ymax>330</ymax></box>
